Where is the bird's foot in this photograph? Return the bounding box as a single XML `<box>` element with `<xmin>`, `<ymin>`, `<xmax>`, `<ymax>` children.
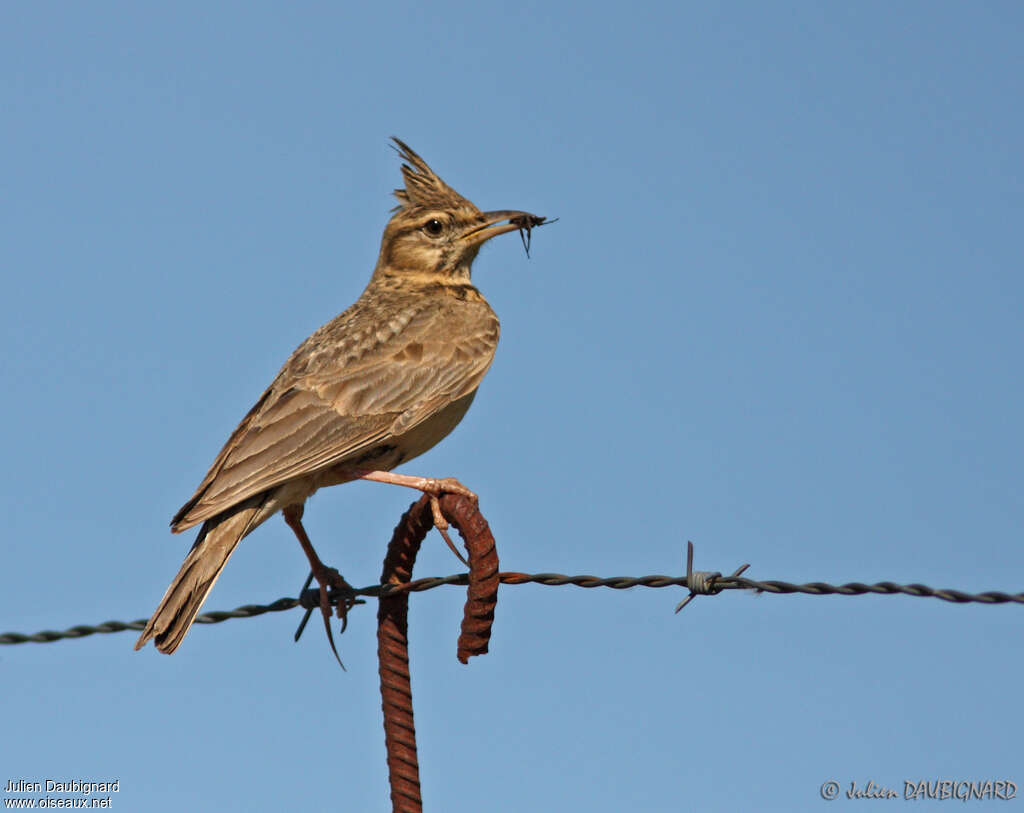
<box><xmin>293</xmin><ymin>565</ymin><xmax>359</xmax><ymax>671</ymax></box>
<box><xmin>283</xmin><ymin>504</ymin><xmax>355</xmax><ymax>669</ymax></box>
<box><xmin>357</xmin><ymin>472</ymin><xmax>477</xmax><ymax>566</ymax></box>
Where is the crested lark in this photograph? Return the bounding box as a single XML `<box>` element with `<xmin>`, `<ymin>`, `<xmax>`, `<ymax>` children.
<box><xmin>136</xmin><ymin>138</ymin><xmax>547</xmax><ymax>654</ymax></box>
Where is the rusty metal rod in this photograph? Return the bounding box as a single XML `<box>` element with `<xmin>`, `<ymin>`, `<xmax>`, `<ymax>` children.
<box><xmin>377</xmin><ymin>493</ymin><xmax>500</xmax><ymax>812</ymax></box>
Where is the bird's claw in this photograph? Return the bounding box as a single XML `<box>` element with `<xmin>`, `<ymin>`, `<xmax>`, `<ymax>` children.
<box><xmin>421</xmin><ymin>480</ymin><xmax>472</xmax><ymax>567</ymax></box>
<box><xmin>294</xmin><ymin>567</ymin><xmax>360</xmax><ymax>671</ymax></box>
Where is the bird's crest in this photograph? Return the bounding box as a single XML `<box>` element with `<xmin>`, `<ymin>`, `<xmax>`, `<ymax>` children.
<box><xmin>391</xmin><ymin>137</ymin><xmax>474</xmax><ymax>211</ymax></box>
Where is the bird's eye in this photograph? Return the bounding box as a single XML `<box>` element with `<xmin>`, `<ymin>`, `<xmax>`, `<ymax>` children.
<box><xmin>423</xmin><ymin>218</ymin><xmax>444</xmax><ymax>237</ymax></box>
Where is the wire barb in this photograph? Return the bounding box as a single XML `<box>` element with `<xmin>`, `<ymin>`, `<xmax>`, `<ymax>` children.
<box><xmin>293</xmin><ymin>571</ymin><xmax>316</xmax><ymax>642</ymax></box>
<box><xmin>675</xmin><ymin>541</ymin><xmax>750</xmax><ymax>613</ymax></box>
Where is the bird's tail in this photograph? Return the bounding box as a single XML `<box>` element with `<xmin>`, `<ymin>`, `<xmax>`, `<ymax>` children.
<box><xmin>135</xmin><ymin>498</ymin><xmax>265</xmax><ymax>654</ymax></box>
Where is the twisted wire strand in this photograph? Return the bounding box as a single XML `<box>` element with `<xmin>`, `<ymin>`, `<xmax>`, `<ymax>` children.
<box><xmin>3</xmin><ymin>572</ymin><xmax>1021</xmax><ymax>646</ymax></box>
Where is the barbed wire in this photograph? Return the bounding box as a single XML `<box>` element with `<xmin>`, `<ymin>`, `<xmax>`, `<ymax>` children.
<box><xmin>3</xmin><ymin>543</ymin><xmax>1022</xmax><ymax>646</ymax></box>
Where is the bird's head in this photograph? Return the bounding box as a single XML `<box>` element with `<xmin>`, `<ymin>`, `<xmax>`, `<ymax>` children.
<box><xmin>373</xmin><ymin>138</ymin><xmax>547</xmax><ymax>284</ymax></box>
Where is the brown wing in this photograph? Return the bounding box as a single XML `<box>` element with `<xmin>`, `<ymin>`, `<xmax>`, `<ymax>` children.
<box><xmin>172</xmin><ymin>295</ymin><xmax>499</xmax><ymax>531</ymax></box>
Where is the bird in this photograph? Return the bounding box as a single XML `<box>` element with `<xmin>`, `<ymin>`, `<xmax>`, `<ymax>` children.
<box><xmin>135</xmin><ymin>138</ymin><xmax>548</xmax><ymax>655</ymax></box>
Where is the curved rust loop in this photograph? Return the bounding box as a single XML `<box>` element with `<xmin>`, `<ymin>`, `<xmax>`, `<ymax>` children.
<box><xmin>377</xmin><ymin>495</ymin><xmax>433</xmax><ymax>813</ymax></box>
<box><xmin>376</xmin><ymin>493</ymin><xmax>501</xmax><ymax>811</ymax></box>
<box><xmin>436</xmin><ymin>493</ymin><xmax>500</xmax><ymax>664</ymax></box>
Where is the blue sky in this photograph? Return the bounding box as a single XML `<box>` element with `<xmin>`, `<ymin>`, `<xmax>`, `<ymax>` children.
<box><xmin>2</xmin><ymin>2</ymin><xmax>1022</xmax><ymax>811</ymax></box>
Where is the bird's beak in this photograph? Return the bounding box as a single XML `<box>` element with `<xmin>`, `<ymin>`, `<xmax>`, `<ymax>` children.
<box><xmin>461</xmin><ymin>210</ymin><xmax>549</xmax><ymax>248</ymax></box>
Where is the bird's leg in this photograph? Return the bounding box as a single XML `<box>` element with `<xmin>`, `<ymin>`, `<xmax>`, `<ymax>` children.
<box><xmin>356</xmin><ymin>471</ymin><xmax>475</xmax><ymax>566</ymax></box>
<box><xmin>282</xmin><ymin>504</ymin><xmax>352</xmax><ymax>668</ymax></box>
